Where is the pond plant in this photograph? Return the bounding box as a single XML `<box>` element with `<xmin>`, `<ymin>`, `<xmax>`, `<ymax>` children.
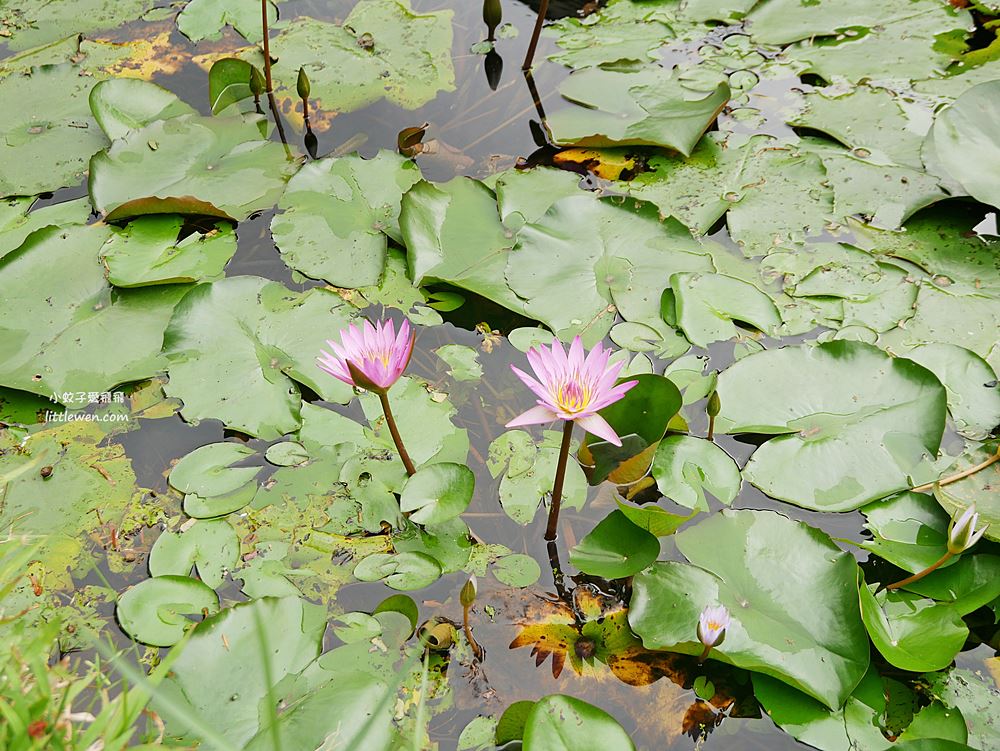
<box><xmin>1</xmin><ymin>0</ymin><xmax>1000</xmax><ymax>748</ymax></box>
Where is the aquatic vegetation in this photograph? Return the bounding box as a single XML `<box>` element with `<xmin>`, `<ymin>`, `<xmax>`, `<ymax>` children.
<box><xmin>2</xmin><ymin>0</ymin><xmax>1000</xmax><ymax>748</ymax></box>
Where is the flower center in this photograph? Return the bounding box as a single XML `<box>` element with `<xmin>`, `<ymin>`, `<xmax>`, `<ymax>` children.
<box><xmin>706</xmin><ymin>620</ymin><xmax>723</xmax><ymax>631</ymax></box>
<box><xmin>555</xmin><ymin>379</ymin><xmax>590</xmax><ymax>414</ymax></box>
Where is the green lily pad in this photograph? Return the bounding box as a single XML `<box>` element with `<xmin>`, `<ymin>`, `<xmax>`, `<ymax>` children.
<box><xmin>88</xmin><ymin>78</ymin><xmax>197</xmax><ymax>143</ymax></box>
<box><xmin>264</xmin><ymin>441</ymin><xmax>310</xmax><ymax>467</ymax></box>
<box><xmin>207</xmin><ymin>58</ymin><xmax>255</xmax><ymax>114</ymax></box>
<box><xmin>100</xmin><ymin>216</ymin><xmax>237</xmax><ymax>287</ymax></box>
<box><xmin>155</xmin><ymin>596</ymin><xmax>326</xmax><ymax>747</ymax></box>
<box><xmin>858</xmin><ymin>579</ymin><xmax>967</xmax><ymax>672</ymax></box>
<box><xmin>670</xmin><ymin>271</ymin><xmax>781</xmax><ymax>346</ymax></box>
<box><xmin>903</xmin><ymin>344</ymin><xmax>1000</xmax><ymax>439</ymax></box>
<box><xmin>353</xmin><ymin>551</ymin><xmax>442</xmax><ymax>591</ymax></box>
<box><xmin>0</xmin><ymin>0</ymin><xmax>153</xmax><ymax>51</ymax></box>
<box><xmin>650</xmin><ymin>435</ymin><xmax>741</xmax><ymax>511</ymax></box>
<box><xmin>614</xmin><ymin>497</ymin><xmax>698</xmax><ymax>537</ymax></box>
<box><xmin>434</xmin><ymin>345</ymin><xmax>482</xmax><ymax>382</ymax></box>
<box><xmin>903</xmin><ymin>554</ymin><xmax>1000</xmax><ymax>616</ymax></box>
<box><xmin>0</xmin><ymin>64</ymin><xmax>107</xmax><ymax>196</ymax></box>
<box><xmin>184</xmin><ymin>480</ymin><xmax>259</xmax><ymax>519</ymax></box>
<box><xmin>148</xmin><ymin>519</ymin><xmax>240</xmax><ymax>589</ymax></box>
<box><xmin>492</xmin><ymin>553</ymin><xmax>542</xmax><ymax>588</ymax></box>
<box><xmin>569</xmin><ymin>510</ymin><xmax>660</xmax><ymax>580</ymax></box>
<box><xmin>523</xmin><ymin>695</ymin><xmax>635</xmax><ymax>751</ymax></box>
<box><xmin>270</xmin><ymin>151</ymin><xmax>421</xmax><ymax>287</ymax></box>
<box><xmin>629</xmin><ymin>509</ymin><xmax>870</xmax><ymax>709</ymax></box>
<box><xmin>168</xmin><ymin>442</ymin><xmax>260</xmax><ymax>497</ymax></box>
<box><xmin>929</xmin><ymin>81</ymin><xmax>1000</xmax><ymax>211</ymax></box>
<box><xmin>547</xmin><ymin>0</ymin><xmax>676</xmax><ymax>69</ymax></box>
<box><xmin>177</xmin><ymin>0</ymin><xmax>276</xmax><ymax>42</ymax></box>
<box><xmin>506</xmin><ymin>195</ymin><xmax>713</xmax><ymax>344</ymax></box>
<box><xmin>860</xmin><ymin>491</ymin><xmax>954</xmax><ymax>574</ymax></box>
<box><xmin>399</xmin><ymin>463</ymin><xmax>475</xmax><ymax>525</ymax></box>
<box><xmin>934</xmin><ymin>440</ymin><xmax>1000</xmax><ymax>543</ymax></box>
<box><xmin>0</xmin><ymin>196</ymin><xmax>90</xmax><ymax>262</ymax></box>
<box><xmin>90</xmin><ymin>112</ymin><xmax>297</xmax><ymax>222</ymax></box>
<box><xmin>0</xmin><ymin>224</ymin><xmax>188</xmax><ymax>402</ymax></box>
<box><xmin>116</xmin><ymin>575</ymin><xmax>220</xmax><ymax>647</ymax></box>
<box><xmin>715</xmin><ymin>341</ymin><xmax>947</xmax><ymax>511</ymax></box>
<box><xmin>922</xmin><ymin>669</ymin><xmax>1000</xmax><ymax>751</ymax></box>
<box><xmin>546</xmin><ymin>66</ymin><xmax>729</xmax><ymax>153</ymax></box>
<box><xmin>162</xmin><ymin>276</ymin><xmax>356</xmax><ymax>439</ymax></box>
<box><xmin>267</xmin><ymin>0</ymin><xmax>454</xmax><ymax>114</ymax></box>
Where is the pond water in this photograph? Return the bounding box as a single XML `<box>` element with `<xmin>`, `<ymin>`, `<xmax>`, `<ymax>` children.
<box><xmin>0</xmin><ymin>0</ymin><xmax>1000</xmax><ymax>751</ymax></box>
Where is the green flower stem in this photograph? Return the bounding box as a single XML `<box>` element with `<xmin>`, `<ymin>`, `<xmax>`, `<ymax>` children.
<box><xmin>544</xmin><ymin>420</ymin><xmax>574</xmax><ymax>542</ymax></box>
<box><xmin>707</xmin><ymin>413</ymin><xmax>716</xmax><ymax>442</ymax></box>
<box><xmin>697</xmin><ymin>644</ymin><xmax>712</xmax><ymax>664</ymax></box>
<box><xmin>378</xmin><ymin>391</ymin><xmax>416</xmax><ymax>477</ymax></box>
<box><xmin>522</xmin><ymin>0</ymin><xmax>550</xmax><ymax>71</ymax></box>
<box><xmin>885</xmin><ymin>550</ymin><xmax>953</xmax><ymax>591</ymax></box>
<box><xmin>261</xmin><ymin>0</ymin><xmax>273</xmax><ymax>92</ymax></box>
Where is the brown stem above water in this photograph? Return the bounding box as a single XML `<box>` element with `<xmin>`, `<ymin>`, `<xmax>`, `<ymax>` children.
<box><xmin>885</xmin><ymin>550</ymin><xmax>953</xmax><ymax>591</ymax></box>
<box><xmin>261</xmin><ymin>0</ymin><xmax>273</xmax><ymax>92</ymax></box>
<box><xmin>521</xmin><ymin>0</ymin><xmax>550</xmax><ymax>71</ymax></box>
<box><xmin>544</xmin><ymin>420</ymin><xmax>574</xmax><ymax>541</ymax></box>
<box><xmin>379</xmin><ymin>391</ymin><xmax>416</xmax><ymax>477</ymax></box>
<box><xmin>463</xmin><ymin>604</ymin><xmax>483</xmax><ymax>660</ymax></box>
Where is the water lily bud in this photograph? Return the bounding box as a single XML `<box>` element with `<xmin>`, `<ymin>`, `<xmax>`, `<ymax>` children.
<box><xmin>249</xmin><ymin>66</ymin><xmax>266</xmax><ymax>97</ymax></box>
<box><xmin>947</xmin><ymin>504</ymin><xmax>988</xmax><ymax>555</ymax></box>
<box><xmin>707</xmin><ymin>391</ymin><xmax>721</xmax><ymax>418</ymax></box>
<box><xmin>418</xmin><ymin>620</ymin><xmax>455</xmax><ymax>651</ymax></box>
<box><xmin>697</xmin><ymin>604</ymin><xmax>730</xmax><ymax>649</ymax></box>
<box><xmin>460</xmin><ymin>575</ymin><xmax>477</xmax><ymax>608</ymax></box>
<box><xmin>483</xmin><ymin>0</ymin><xmax>502</xmax><ymax>33</ymax></box>
<box><xmin>296</xmin><ymin>67</ymin><xmax>311</xmax><ymax>100</ymax></box>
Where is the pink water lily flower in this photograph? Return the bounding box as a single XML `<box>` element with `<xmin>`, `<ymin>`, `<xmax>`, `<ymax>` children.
<box><xmin>697</xmin><ymin>604</ymin><xmax>731</xmax><ymax>649</ymax></box>
<box><xmin>506</xmin><ymin>336</ymin><xmax>637</xmax><ymax>447</ymax></box>
<box><xmin>317</xmin><ymin>318</ymin><xmax>415</xmax><ymax>394</ymax></box>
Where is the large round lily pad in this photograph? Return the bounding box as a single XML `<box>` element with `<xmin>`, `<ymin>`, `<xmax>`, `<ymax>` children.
<box><xmin>116</xmin><ymin>575</ymin><xmax>220</xmax><ymax>647</ymax></box>
<box><xmin>399</xmin><ymin>462</ymin><xmax>475</xmax><ymax>525</ymax></box>
<box><xmin>523</xmin><ymin>695</ymin><xmax>635</xmax><ymax>751</ymax></box>
<box><xmin>715</xmin><ymin>341</ymin><xmax>947</xmax><ymax>511</ymax></box>
<box><xmin>629</xmin><ymin>509</ymin><xmax>870</xmax><ymax>709</ymax></box>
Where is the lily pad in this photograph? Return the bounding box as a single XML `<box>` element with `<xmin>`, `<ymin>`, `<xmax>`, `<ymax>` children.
<box><xmin>903</xmin><ymin>554</ymin><xmax>1000</xmax><ymax>616</ymax></box>
<box><xmin>162</xmin><ymin>276</ymin><xmax>356</xmax><ymax>439</ymax></box>
<box><xmin>933</xmin><ymin>440</ymin><xmax>1000</xmax><ymax>543</ymax></box>
<box><xmin>399</xmin><ymin>463</ymin><xmax>475</xmax><ymax>525</ymax></box>
<box><xmin>0</xmin><ymin>64</ymin><xmax>107</xmax><ymax>196</ymax></box>
<box><xmin>492</xmin><ymin>553</ymin><xmax>542</xmax><ymax>588</ymax></box>
<box><xmin>168</xmin><ymin>442</ymin><xmax>260</xmax><ymax>498</ymax></box>
<box><xmin>714</xmin><ymin>341</ymin><xmax>947</xmax><ymax>511</ymax></box>
<box><xmin>903</xmin><ymin>344</ymin><xmax>1000</xmax><ymax>439</ymax></box>
<box><xmin>353</xmin><ymin>551</ymin><xmax>442</xmax><ymax>591</ymax></box>
<box><xmin>650</xmin><ymin>435</ymin><xmax>741</xmax><ymax>511</ymax></box>
<box><xmin>860</xmin><ymin>491</ymin><xmax>954</xmax><ymax>574</ymax></box>
<box><xmin>100</xmin><ymin>216</ymin><xmax>237</xmax><ymax>287</ymax></box>
<box><xmin>148</xmin><ymin>519</ymin><xmax>240</xmax><ymax>589</ymax></box>
<box><xmin>89</xmin><ymin>112</ymin><xmax>297</xmax><ymax>222</ymax></box>
<box><xmin>0</xmin><ymin>224</ymin><xmax>188</xmax><ymax>401</ymax></box>
<box><xmin>546</xmin><ymin>66</ymin><xmax>730</xmax><ymax>153</ymax></box>
<box><xmin>264</xmin><ymin>441</ymin><xmax>310</xmax><ymax>467</ymax></box>
<box><xmin>267</xmin><ymin>0</ymin><xmax>454</xmax><ymax>114</ymax></box>
<box><xmin>116</xmin><ymin>574</ymin><xmax>220</xmax><ymax>647</ymax></box>
<box><xmin>270</xmin><ymin>151</ymin><xmax>421</xmax><ymax>287</ymax></box>
<box><xmin>435</xmin><ymin>345</ymin><xmax>482</xmax><ymax>382</ymax></box>
<box><xmin>569</xmin><ymin>510</ymin><xmax>660</xmax><ymax>580</ymax></box>
<box><xmin>177</xmin><ymin>0</ymin><xmax>276</xmax><ymax>43</ymax></box>
<box><xmin>547</xmin><ymin>0</ymin><xmax>676</xmax><ymax>69</ymax></box>
<box><xmin>670</xmin><ymin>271</ymin><xmax>781</xmax><ymax>346</ymax></box>
<box><xmin>928</xmin><ymin>81</ymin><xmax>1000</xmax><ymax>211</ymax></box>
<box><xmin>523</xmin><ymin>695</ymin><xmax>635</xmax><ymax>751</ymax></box>
<box><xmin>0</xmin><ymin>0</ymin><xmax>153</xmax><ymax>51</ymax></box>
<box><xmin>629</xmin><ymin>509</ymin><xmax>870</xmax><ymax>709</ymax></box>
<box><xmin>0</xmin><ymin>196</ymin><xmax>91</xmax><ymax>262</ymax></box>
<box><xmin>858</xmin><ymin>579</ymin><xmax>967</xmax><ymax>672</ymax></box>
<box><xmin>88</xmin><ymin>78</ymin><xmax>196</xmax><ymax>143</ymax></box>
<box><xmin>922</xmin><ymin>669</ymin><xmax>1000</xmax><ymax>751</ymax></box>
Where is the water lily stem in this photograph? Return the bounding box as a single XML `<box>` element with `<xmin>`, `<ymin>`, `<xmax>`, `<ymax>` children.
<box><xmin>522</xmin><ymin>0</ymin><xmax>549</xmax><ymax>71</ymax></box>
<box><xmin>544</xmin><ymin>420</ymin><xmax>574</xmax><ymax>541</ymax></box>
<box><xmin>707</xmin><ymin>414</ymin><xmax>716</xmax><ymax>442</ymax></box>
<box><xmin>261</xmin><ymin>0</ymin><xmax>273</xmax><ymax>92</ymax></box>
<box><xmin>911</xmin><ymin>446</ymin><xmax>1000</xmax><ymax>493</ymax></box>
<box><xmin>463</xmin><ymin>604</ymin><xmax>483</xmax><ymax>660</ymax></box>
<box><xmin>885</xmin><ymin>550</ymin><xmax>952</xmax><ymax>591</ymax></box>
<box><xmin>697</xmin><ymin>644</ymin><xmax>712</xmax><ymax>664</ymax></box>
<box><xmin>379</xmin><ymin>391</ymin><xmax>416</xmax><ymax>477</ymax></box>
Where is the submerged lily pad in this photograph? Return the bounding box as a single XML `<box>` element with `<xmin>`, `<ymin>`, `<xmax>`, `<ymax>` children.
<box><xmin>629</xmin><ymin>509</ymin><xmax>869</xmax><ymax>709</ymax></box>
<box><xmin>271</xmin><ymin>151</ymin><xmax>421</xmax><ymax>287</ymax></box>
<box><xmin>162</xmin><ymin>276</ymin><xmax>356</xmax><ymax>439</ymax></box>
<box><xmin>268</xmin><ymin>0</ymin><xmax>454</xmax><ymax>114</ymax></box>
<box><xmin>546</xmin><ymin>66</ymin><xmax>729</xmax><ymax>153</ymax></box>
<box><xmin>715</xmin><ymin>341</ymin><xmax>947</xmax><ymax>511</ymax></box>
<box><xmin>0</xmin><ymin>64</ymin><xmax>107</xmax><ymax>196</ymax></box>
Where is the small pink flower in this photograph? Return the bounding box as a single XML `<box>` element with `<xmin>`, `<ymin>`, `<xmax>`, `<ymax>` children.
<box><xmin>506</xmin><ymin>336</ymin><xmax>637</xmax><ymax>447</ymax></box>
<box><xmin>317</xmin><ymin>318</ymin><xmax>415</xmax><ymax>394</ymax></box>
